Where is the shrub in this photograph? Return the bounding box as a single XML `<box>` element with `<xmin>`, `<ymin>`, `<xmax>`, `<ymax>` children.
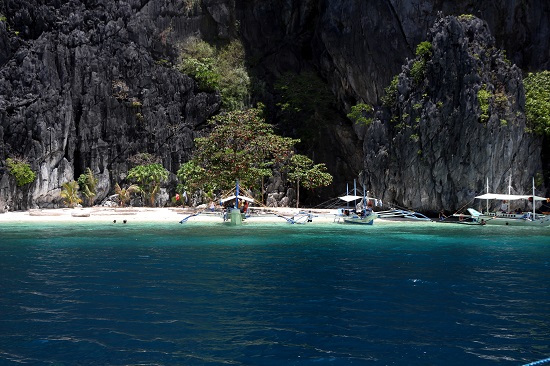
<box><xmin>410</xmin><ymin>59</ymin><xmax>426</xmax><ymax>84</ymax></box>
<box><xmin>6</xmin><ymin>158</ymin><xmax>36</xmax><ymax>187</ymax></box>
<box><xmin>415</xmin><ymin>41</ymin><xmax>433</xmax><ymax>59</ymax></box>
<box><xmin>382</xmin><ymin>75</ymin><xmax>399</xmax><ymax>107</ymax></box>
<box><xmin>347</xmin><ymin>103</ymin><xmax>374</xmax><ymax>126</ymax></box>
<box><xmin>477</xmin><ymin>87</ymin><xmax>491</xmax><ymax>123</ymax></box>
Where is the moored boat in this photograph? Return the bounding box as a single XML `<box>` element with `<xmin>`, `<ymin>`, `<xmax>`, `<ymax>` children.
<box><xmin>466</xmin><ymin>178</ymin><xmax>550</xmax><ymax>227</ymax></box>
<box><xmin>333</xmin><ymin>181</ymin><xmax>378</xmax><ymax>225</ymax></box>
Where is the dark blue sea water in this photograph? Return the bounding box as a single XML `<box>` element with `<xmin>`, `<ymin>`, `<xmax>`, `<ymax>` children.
<box><xmin>0</xmin><ymin>221</ymin><xmax>549</xmax><ymax>365</ymax></box>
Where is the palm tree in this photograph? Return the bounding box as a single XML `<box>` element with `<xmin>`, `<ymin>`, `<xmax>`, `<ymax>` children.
<box><xmin>114</xmin><ymin>183</ymin><xmax>140</xmax><ymax>207</ymax></box>
<box><xmin>60</xmin><ymin>181</ymin><xmax>82</xmax><ymax>208</ymax></box>
<box><xmin>77</xmin><ymin>168</ymin><xmax>98</xmax><ymax>206</ymax></box>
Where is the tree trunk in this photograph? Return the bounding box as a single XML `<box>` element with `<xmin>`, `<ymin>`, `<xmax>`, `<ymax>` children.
<box><xmin>296</xmin><ymin>179</ymin><xmax>300</xmax><ymax>208</ymax></box>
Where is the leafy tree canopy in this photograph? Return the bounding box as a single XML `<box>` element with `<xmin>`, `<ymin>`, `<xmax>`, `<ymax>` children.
<box><xmin>127</xmin><ymin>163</ymin><xmax>169</xmax><ymax>206</ymax></box>
<box><xmin>180</xmin><ymin>107</ymin><xmax>299</xmax><ymax>193</ymax></box>
<box><xmin>347</xmin><ymin>103</ymin><xmax>374</xmax><ymax>126</ymax></box>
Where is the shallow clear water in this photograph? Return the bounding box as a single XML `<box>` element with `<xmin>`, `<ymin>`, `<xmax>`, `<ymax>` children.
<box><xmin>0</xmin><ymin>221</ymin><xmax>549</xmax><ymax>365</ymax></box>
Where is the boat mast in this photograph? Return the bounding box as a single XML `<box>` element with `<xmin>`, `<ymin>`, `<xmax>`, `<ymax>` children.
<box><xmin>532</xmin><ymin>177</ymin><xmax>536</xmax><ymax>217</ymax></box>
<box><xmin>508</xmin><ymin>175</ymin><xmax>512</xmax><ymax>195</ymax></box>
<box><xmin>363</xmin><ymin>184</ymin><xmax>366</xmax><ymax>211</ymax></box>
<box><xmin>235</xmin><ymin>180</ymin><xmax>239</xmax><ymax>209</ymax></box>
<box><xmin>486</xmin><ymin>177</ymin><xmax>489</xmax><ymax>214</ymax></box>
<box><xmin>346</xmin><ymin>183</ymin><xmax>349</xmax><ymax>209</ymax></box>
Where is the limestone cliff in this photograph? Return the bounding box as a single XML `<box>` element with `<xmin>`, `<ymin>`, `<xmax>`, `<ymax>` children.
<box><xmin>363</xmin><ymin>15</ymin><xmax>543</xmax><ymax>213</ymax></box>
<box><xmin>0</xmin><ymin>0</ymin><xmax>548</xmax><ymax>211</ymax></box>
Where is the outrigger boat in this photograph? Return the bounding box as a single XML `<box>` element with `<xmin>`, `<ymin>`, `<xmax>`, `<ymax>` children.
<box><xmin>334</xmin><ymin>181</ymin><xmax>378</xmax><ymax>225</ymax></box>
<box><xmin>465</xmin><ymin>177</ymin><xmax>550</xmax><ymax>226</ymax></box>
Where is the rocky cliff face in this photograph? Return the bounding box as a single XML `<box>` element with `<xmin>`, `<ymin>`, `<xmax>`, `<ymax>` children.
<box><xmin>0</xmin><ymin>0</ymin><xmax>548</xmax><ymax>211</ymax></box>
<box><xmin>0</xmin><ymin>0</ymin><xmax>221</xmax><ymax>209</ymax></box>
<box><xmin>363</xmin><ymin>15</ymin><xmax>543</xmax><ymax>212</ymax></box>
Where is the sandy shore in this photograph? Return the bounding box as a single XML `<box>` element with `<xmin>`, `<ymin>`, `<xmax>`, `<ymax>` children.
<box><xmin>0</xmin><ymin>206</ymin><xmax>339</xmax><ymax>224</ymax></box>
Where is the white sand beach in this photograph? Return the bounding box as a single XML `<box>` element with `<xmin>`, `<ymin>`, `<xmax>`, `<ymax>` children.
<box><xmin>0</xmin><ymin>206</ymin><xmax>339</xmax><ymax>224</ymax></box>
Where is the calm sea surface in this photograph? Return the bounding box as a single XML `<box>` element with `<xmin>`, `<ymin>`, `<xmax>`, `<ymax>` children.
<box><xmin>0</xmin><ymin>220</ymin><xmax>549</xmax><ymax>365</ymax></box>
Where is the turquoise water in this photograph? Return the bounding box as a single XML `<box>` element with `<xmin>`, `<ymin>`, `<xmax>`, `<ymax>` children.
<box><xmin>0</xmin><ymin>221</ymin><xmax>549</xmax><ymax>365</ymax></box>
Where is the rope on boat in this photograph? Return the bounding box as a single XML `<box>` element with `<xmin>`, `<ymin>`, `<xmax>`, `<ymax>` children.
<box><xmin>522</xmin><ymin>356</ymin><xmax>550</xmax><ymax>366</ymax></box>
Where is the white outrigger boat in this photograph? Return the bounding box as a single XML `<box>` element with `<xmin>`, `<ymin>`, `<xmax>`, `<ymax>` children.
<box><xmin>466</xmin><ymin>178</ymin><xmax>550</xmax><ymax>226</ymax></box>
<box><xmin>334</xmin><ymin>181</ymin><xmax>378</xmax><ymax>225</ymax></box>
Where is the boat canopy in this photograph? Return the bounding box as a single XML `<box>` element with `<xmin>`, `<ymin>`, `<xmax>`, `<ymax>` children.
<box><xmin>475</xmin><ymin>193</ymin><xmax>547</xmax><ymax>201</ymax></box>
<box><xmin>338</xmin><ymin>195</ymin><xmax>379</xmax><ymax>202</ymax></box>
<box><xmin>338</xmin><ymin>195</ymin><xmax>363</xmax><ymax>202</ymax></box>
<box><xmin>220</xmin><ymin>195</ymin><xmax>256</xmax><ymax>203</ymax></box>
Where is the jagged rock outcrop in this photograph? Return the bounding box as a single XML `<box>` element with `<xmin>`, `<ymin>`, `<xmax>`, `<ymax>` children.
<box><xmin>363</xmin><ymin>15</ymin><xmax>543</xmax><ymax>213</ymax></box>
<box><xmin>0</xmin><ymin>0</ymin><xmax>221</xmax><ymax>209</ymax></box>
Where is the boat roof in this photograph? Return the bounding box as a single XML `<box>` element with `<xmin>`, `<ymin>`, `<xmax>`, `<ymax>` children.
<box><xmin>220</xmin><ymin>195</ymin><xmax>256</xmax><ymax>203</ymax></box>
<box><xmin>338</xmin><ymin>195</ymin><xmax>378</xmax><ymax>202</ymax></box>
<box><xmin>475</xmin><ymin>193</ymin><xmax>547</xmax><ymax>201</ymax></box>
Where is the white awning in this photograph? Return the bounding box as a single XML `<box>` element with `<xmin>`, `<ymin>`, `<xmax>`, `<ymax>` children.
<box><xmin>475</xmin><ymin>193</ymin><xmax>547</xmax><ymax>201</ymax></box>
<box><xmin>338</xmin><ymin>195</ymin><xmax>379</xmax><ymax>202</ymax></box>
<box><xmin>338</xmin><ymin>195</ymin><xmax>363</xmax><ymax>202</ymax></box>
<box><xmin>220</xmin><ymin>195</ymin><xmax>256</xmax><ymax>203</ymax></box>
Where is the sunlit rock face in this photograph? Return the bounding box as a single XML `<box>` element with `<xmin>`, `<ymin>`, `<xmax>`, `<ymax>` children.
<box><xmin>0</xmin><ymin>0</ymin><xmax>548</xmax><ymax>210</ymax></box>
<box><xmin>362</xmin><ymin>15</ymin><xmax>542</xmax><ymax>213</ymax></box>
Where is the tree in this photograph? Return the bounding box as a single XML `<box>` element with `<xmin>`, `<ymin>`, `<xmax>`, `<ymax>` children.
<box><xmin>287</xmin><ymin>154</ymin><xmax>333</xmax><ymax>208</ymax></box>
<box><xmin>180</xmin><ymin>107</ymin><xmax>299</xmax><ymax>193</ymax></box>
<box><xmin>60</xmin><ymin>181</ymin><xmax>82</xmax><ymax>208</ymax></box>
<box><xmin>77</xmin><ymin>168</ymin><xmax>98</xmax><ymax>207</ymax></box>
<box><xmin>114</xmin><ymin>183</ymin><xmax>140</xmax><ymax>207</ymax></box>
<box><xmin>127</xmin><ymin>163</ymin><xmax>169</xmax><ymax>206</ymax></box>
<box><xmin>6</xmin><ymin>157</ymin><xmax>36</xmax><ymax>187</ymax></box>
<box><xmin>347</xmin><ymin>103</ymin><xmax>374</xmax><ymax>126</ymax></box>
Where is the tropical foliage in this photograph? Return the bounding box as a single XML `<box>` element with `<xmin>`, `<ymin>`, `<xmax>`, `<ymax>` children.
<box><xmin>6</xmin><ymin>157</ymin><xmax>36</xmax><ymax>187</ymax></box>
<box><xmin>127</xmin><ymin>163</ymin><xmax>169</xmax><ymax>207</ymax></box>
<box><xmin>179</xmin><ymin>107</ymin><xmax>299</xmax><ymax>193</ymax></box>
<box><xmin>114</xmin><ymin>183</ymin><xmax>140</xmax><ymax>207</ymax></box>
<box><xmin>410</xmin><ymin>41</ymin><xmax>432</xmax><ymax>84</ymax></box>
<box><xmin>177</xmin><ymin>39</ymin><xmax>250</xmax><ymax>110</ymax></box>
<box><xmin>60</xmin><ymin>180</ymin><xmax>82</xmax><ymax>208</ymax></box>
<box><xmin>286</xmin><ymin>154</ymin><xmax>333</xmax><ymax>207</ymax></box>
<box><xmin>477</xmin><ymin>87</ymin><xmax>491</xmax><ymax>123</ymax></box>
<box><xmin>77</xmin><ymin>168</ymin><xmax>98</xmax><ymax>206</ymax></box>
<box><xmin>347</xmin><ymin>103</ymin><xmax>374</xmax><ymax>126</ymax></box>
<box><xmin>524</xmin><ymin>71</ymin><xmax>550</xmax><ymax>136</ymax></box>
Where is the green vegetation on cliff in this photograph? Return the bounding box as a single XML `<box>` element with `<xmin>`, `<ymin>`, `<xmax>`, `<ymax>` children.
<box><xmin>6</xmin><ymin>158</ymin><xmax>36</xmax><ymax>187</ymax></box>
<box><xmin>524</xmin><ymin>71</ymin><xmax>550</xmax><ymax>136</ymax></box>
<box><xmin>177</xmin><ymin>39</ymin><xmax>250</xmax><ymax>111</ymax></box>
<box><xmin>347</xmin><ymin>103</ymin><xmax>374</xmax><ymax>126</ymax></box>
